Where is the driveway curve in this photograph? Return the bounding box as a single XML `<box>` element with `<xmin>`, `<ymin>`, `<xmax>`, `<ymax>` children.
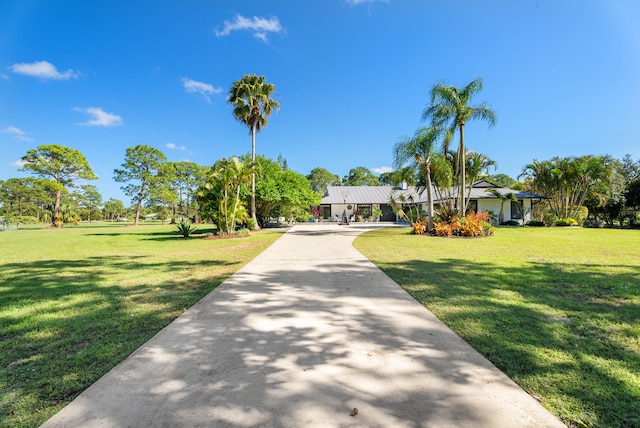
<box><xmin>42</xmin><ymin>223</ymin><xmax>564</xmax><ymax>428</ymax></box>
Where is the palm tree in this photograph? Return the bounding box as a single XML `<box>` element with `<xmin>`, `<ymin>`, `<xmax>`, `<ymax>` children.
<box><xmin>228</xmin><ymin>74</ymin><xmax>279</xmax><ymax>225</ymax></box>
<box><xmin>393</xmin><ymin>126</ymin><xmax>441</xmax><ymax>232</ymax></box>
<box><xmin>465</xmin><ymin>152</ymin><xmax>497</xmax><ymax>205</ymax></box>
<box><xmin>206</xmin><ymin>157</ymin><xmax>253</xmax><ymax>235</ymax></box>
<box><xmin>487</xmin><ymin>189</ymin><xmax>518</xmax><ymax>224</ymax></box>
<box><xmin>423</xmin><ymin>77</ymin><xmax>496</xmax><ymax>215</ymax></box>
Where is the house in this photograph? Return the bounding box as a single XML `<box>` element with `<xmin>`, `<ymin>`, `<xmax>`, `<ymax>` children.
<box><xmin>318</xmin><ymin>181</ymin><xmax>545</xmax><ymax>225</ymax></box>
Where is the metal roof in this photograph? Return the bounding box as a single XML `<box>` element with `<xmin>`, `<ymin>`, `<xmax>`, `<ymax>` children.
<box><xmin>320</xmin><ymin>182</ymin><xmax>545</xmax><ymax>205</ymax></box>
<box><xmin>321</xmin><ymin>185</ymin><xmax>427</xmax><ymax>204</ymax></box>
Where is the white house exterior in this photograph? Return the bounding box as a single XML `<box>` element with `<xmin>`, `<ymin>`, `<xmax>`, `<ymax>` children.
<box><xmin>319</xmin><ymin>181</ymin><xmax>544</xmax><ymax>225</ymax></box>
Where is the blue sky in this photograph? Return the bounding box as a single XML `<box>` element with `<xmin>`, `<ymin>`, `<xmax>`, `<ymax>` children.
<box><xmin>2</xmin><ymin>0</ymin><xmax>640</xmax><ymax>202</ymax></box>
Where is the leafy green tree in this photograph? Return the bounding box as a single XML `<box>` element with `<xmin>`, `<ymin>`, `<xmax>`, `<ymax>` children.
<box><xmin>103</xmin><ymin>198</ymin><xmax>126</xmax><ymax>221</ymax></box>
<box><xmin>228</xmin><ymin>74</ymin><xmax>279</xmax><ymax>224</ymax></box>
<box><xmin>306</xmin><ymin>167</ymin><xmax>341</xmax><ymax>195</ymax></box>
<box><xmin>199</xmin><ymin>157</ymin><xmax>253</xmax><ymax>234</ymax></box>
<box><xmin>521</xmin><ymin>155</ymin><xmax>613</xmax><ymax>220</ymax></box>
<box><xmin>378</xmin><ymin>167</ymin><xmax>417</xmax><ymax>187</ymax></box>
<box><xmin>241</xmin><ymin>155</ymin><xmax>320</xmax><ymax>224</ymax></box>
<box><xmin>166</xmin><ymin>161</ymin><xmax>207</xmax><ymax>220</ymax></box>
<box><xmin>0</xmin><ymin>177</ymin><xmax>51</xmax><ymax>219</ymax></box>
<box><xmin>20</xmin><ymin>144</ymin><xmax>97</xmax><ymax>227</ymax></box>
<box><xmin>113</xmin><ymin>145</ymin><xmax>167</xmax><ymax>226</ymax></box>
<box><xmin>423</xmin><ymin>77</ymin><xmax>496</xmax><ymax>215</ymax></box>
<box><xmin>625</xmin><ymin>178</ymin><xmax>640</xmax><ymax>209</ymax></box>
<box><xmin>78</xmin><ymin>185</ymin><xmax>103</xmax><ymax>222</ymax></box>
<box><xmin>342</xmin><ymin>167</ymin><xmax>380</xmax><ymax>186</ymax></box>
<box><xmin>393</xmin><ymin>126</ymin><xmax>441</xmax><ymax>232</ymax></box>
<box><xmin>465</xmin><ymin>151</ymin><xmax>496</xmax><ymax>203</ymax></box>
<box><xmin>620</xmin><ymin>154</ymin><xmax>640</xmax><ymax>181</ymax></box>
<box><xmin>487</xmin><ymin>173</ymin><xmax>517</xmax><ymax>188</ymax></box>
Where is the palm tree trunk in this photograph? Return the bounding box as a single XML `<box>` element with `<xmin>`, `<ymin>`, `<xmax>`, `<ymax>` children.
<box><xmin>250</xmin><ymin>124</ymin><xmax>257</xmax><ymax>226</ymax></box>
<box><xmin>425</xmin><ymin>164</ymin><xmax>434</xmax><ymax>232</ymax></box>
<box><xmin>459</xmin><ymin>123</ymin><xmax>466</xmax><ymax>215</ymax></box>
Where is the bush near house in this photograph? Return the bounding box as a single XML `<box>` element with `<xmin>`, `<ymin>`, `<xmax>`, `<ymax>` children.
<box><xmin>432</xmin><ymin>211</ymin><xmax>494</xmax><ymax>237</ymax></box>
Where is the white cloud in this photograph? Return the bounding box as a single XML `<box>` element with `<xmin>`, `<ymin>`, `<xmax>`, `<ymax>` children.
<box><xmin>11</xmin><ymin>159</ymin><xmax>26</xmax><ymax>168</ymax></box>
<box><xmin>373</xmin><ymin>166</ymin><xmax>393</xmax><ymax>174</ymax></box>
<box><xmin>215</xmin><ymin>14</ymin><xmax>283</xmax><ymax>43</ymax></box>
<box><xmin>9</xmin><ymin>60</ymin><xmax>79</xmax><ymax>80</ymax></box>
<box><xmin>1</xmin><ymin>126</ymin><xmax>34</xmax><ymax>142</ymax></box>
<box><xmin>74</xmin><ymin>107</ymin><xmax>123</xmax><ymax>127</ymax></box>
<box><xmin>166</xmin><ymin>143</ymin><xmax>186</xmax><ymax>151</ymax></box>
<box><xmin>182</xmin><ymin>78</ymin><xmax>222</xmax><ymax>103</ymax></box>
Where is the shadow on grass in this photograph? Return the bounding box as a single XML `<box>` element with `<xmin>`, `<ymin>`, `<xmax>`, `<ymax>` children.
<box><xmin>378</xmin><ymin>257</ymin><xmax>640</xmax><ymax>428</ymax></box>
<box><xmin>36</xmin><ymin>259</ymin><xmax>555</xmax><ymax>428</ymax></box>
<box><xmin>0</xmin><ymin>255</ymin><xmax>234</xmax><ymax>427</ymax></box>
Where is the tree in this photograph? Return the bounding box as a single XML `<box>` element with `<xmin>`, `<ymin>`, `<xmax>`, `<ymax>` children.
<box><xmin>113</xmin><ymin>145</ymin><xmax>167</xmax><ymax>226</ymax></box>
<box><xmin>20</xmin><ymin>144</ymin><xmax>97</xmax><ymax>227</ymax></box>
<box><xmin>165</xmin><ymin>161</ymin><xmax>207</xmax><ymax>221</ymax></box>
<box><xmin>487</xmin><ymin>189</ymin><xmax>518</xmax><ymax>224</ymax></box>
<box><xmin>393</xmin><ymin>126</ymin><xmax>441</xmax><ymax>232</ymax></box>
<box><xmin>0</xmin><ymin>177</ymin><xmax>51</xmax><ymax>219</ymax></box>
<box><xmin>342</xmin><ymin>167</ymin><xmax>380</xmax><ymax>186</ymax></box>
<box><xmin>103</xmin><ymin>198</ymin><xmax>126</xmax><ymax>221</ymax></box>
<box><xmin>520</xmin><ymin>155</ymin><xmax>613</xmax><ymax>220</ymax></box>
<box><xmin>465</xmin><ymin>151</ymin><xmax>497</xmax><ymax>204</ymax></box>
<box><xmin>625</xmin><ymin>178</ymin><xmax>640</xmax><ymax>209</ymax></box>
<box><xmin>378</xmin><ymin>167</ymin><xmax>417</xmax><ymax>187</ymax></box>
<box><xmin>199</xmin><ymin>157</ymin><xmax>253</xmax><ymax>234</ymax></box>
<box><xmin>228</xmin><ymin>74</ymin><xmax>279</xmax><ymax>225</ymax></box>
<box><xmin>423</xmin><ymin>78</ymin><xmax>496</xmax><ymax>215</ymax></box>
<box><xmin>78</xmin><ymin>185</ymin><xmax>103</xmax><ymax>222</ymax></box>
<box><xmin>487</xmin><ymin>173</ymin><xmax>517</xmax><ymax>188</ymax></box>
<box><xmin>306</xmin><ymin>167</ymin><xmax>341</xmax><ymax>195</ymax></box>
<box><xmin>239</xmin><ymin>155</ymin><xmax>320</xmax><ymax>224</ymax></box>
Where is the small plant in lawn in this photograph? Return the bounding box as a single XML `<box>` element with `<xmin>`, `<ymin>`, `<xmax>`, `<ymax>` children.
<box><xmin>174</xmin><ymin>220</ymin><xmax>198</xmax><ymax>238</ymax></box>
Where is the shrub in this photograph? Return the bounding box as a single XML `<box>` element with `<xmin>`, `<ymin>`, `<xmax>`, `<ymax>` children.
<box><xmin>556</xmin><ymin>217</ymin><xmax>578</xmax><ymax>227</ymax></box>
<box><xmin>174</xmin><ymin>221</ymin><xmax>198</xmax><ymax>238</ymax></box>
<box><xmin>433</xmin><ymin>211</ymin><xmax>494</xmax><ymax>237</ymax></box>
<box><xmin>246</xmin><ymin>218</ymin><xmax>258</xmax><ymax>231</ymax></box>
<box><xmin>8</xmin><ymin>216</ymin><xmax>40</xmax><ymax>224</ymax></box>
<box><xmin>574</xmin><ymin>206</ymin><xmax>588</xmax><ymax>225</ymax></box>
<box><xmin>411</xmin><ymin>220</ymin><xmax>427</xmax><ymax>235</ymax></box>
<box><xmin>543</xmin><ymin>212</ymin><xmax>558</xmax><ymax>227</ymax></box>
<box><xmin>526</xmin><ymin>220</ymin><xmax>545</xmax><ymax>227</ymax></box>
<box><xmin>501</xmin><ymin>220</ymin><xmax>520</xmax><ymax>226</ymax></box>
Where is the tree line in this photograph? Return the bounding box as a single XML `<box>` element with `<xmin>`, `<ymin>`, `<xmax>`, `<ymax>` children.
<box><xmin>3</xmin><ymin>74</ymin><xmax>639</xmax><ymax>230</ymax></box>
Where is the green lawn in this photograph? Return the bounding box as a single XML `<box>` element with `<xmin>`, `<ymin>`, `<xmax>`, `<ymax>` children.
<box><xmin>354</xmin><ymin>227</ymin><xmax>640</xmax><ymax>428</ymax></box>
<box><xmin>0</xmin><ymin>223</ymin><xmax>284</xmax><ymax>428</ymax></box>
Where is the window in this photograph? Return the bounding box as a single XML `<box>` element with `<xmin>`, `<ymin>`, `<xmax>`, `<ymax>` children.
<box><xmin>467</xmin><ymin>200</ymin><xmax>478</xmax><ymax>214</ymax></box>
<box><xmin>511</xmin><ymin>200</ymin><xmax>523</xmax><ymax>219</ymax></box>
<box><xmin>358</xmin><ymin>205</ymin><xmax>371</xmax><ymax>219</ymax></box>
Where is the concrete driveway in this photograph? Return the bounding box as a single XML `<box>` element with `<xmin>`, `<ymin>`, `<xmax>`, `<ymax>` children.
<box><xmin>42</xmin><ymin>223</ymin><xmax>565</xmax><ymax>428</ymax></box>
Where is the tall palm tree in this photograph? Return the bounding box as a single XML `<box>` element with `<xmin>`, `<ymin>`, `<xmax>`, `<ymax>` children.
<box><xmin>423</xmin><ymin>77</ymin><xmax>496</xmax><ymax>215</ymax></box>
<box><xmin>228</xmin><ymin>74</ymin><xmax>279</xmax><ymax>225</ymax></box>
<box><xmin>393</xmin><ymin>126</ymin><xmax>441</xmax><ymax>232</ymax></box>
